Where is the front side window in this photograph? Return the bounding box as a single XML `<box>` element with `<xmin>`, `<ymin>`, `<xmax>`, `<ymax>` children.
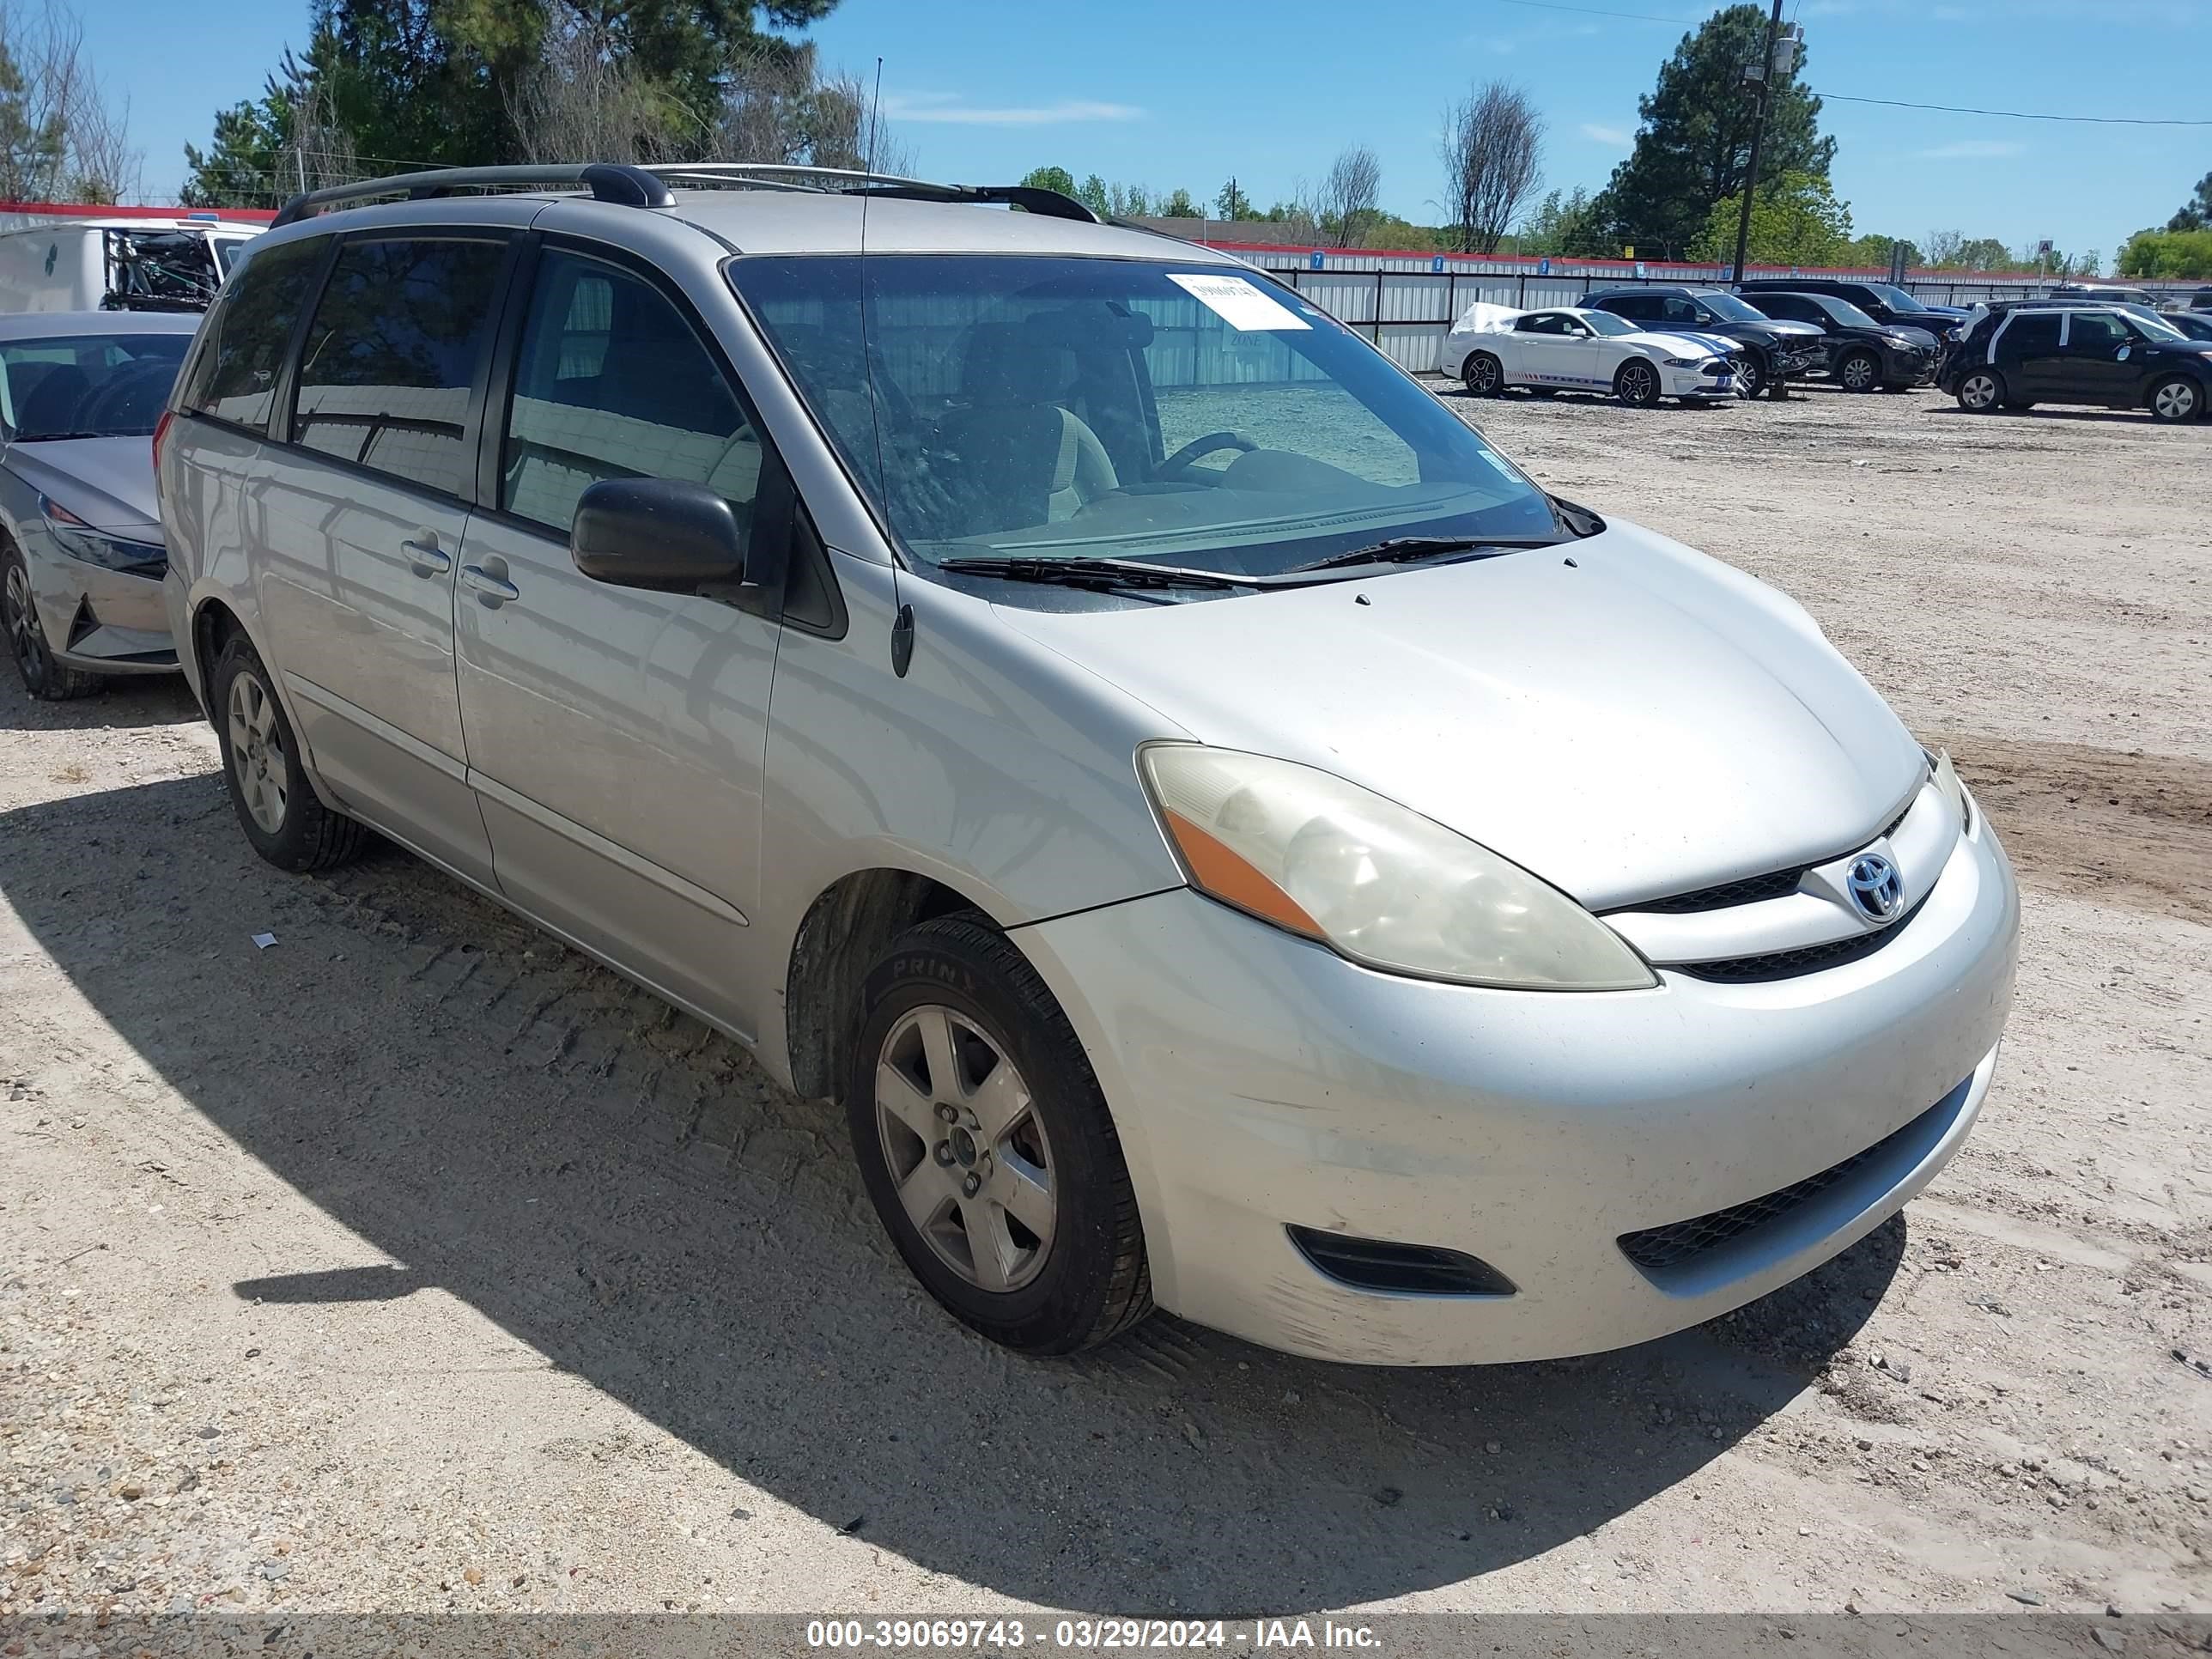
<box><xmin>1813</xmin><ymin>295</ymin><xmax>1881</xmax><ymax>330</ymax></box>
<box><xmin>291</xmin><ymin>236</ymin><xmax>507</xmax><ymax>497</ymax></box>
<box><xmin>2065</xmin><ymin>313</ymin><xmax>2130</xmax><ymax>349</ymax></box>
<box><xmin>0</xmin><ymin>332</ymin><xmax>189</xmax><ymax>440</ymax></box>
<box><xmin>1601</xmin><ymin>294</ymin><xmax>1657</xmax><ymax>320</ymax></box>
<box><xmin>1696</xmin><ymin>291</ymin><xmax>1767</xmax><ymax>324</ymax></box>
<box><xmin>501</xmin><ymin>247</ymin><xmax>763</xmax><ymax>538</ymax></box>
<box><xmin>1659</xmin><ymin>296</ymin><xmax>1699</xmax><ymax>325</ymax></box>
<box><xmin>1516</xmin><ymin>313</ymin><xmax>1568</xmax><ymax>334</ymax></box>
<box><xmin>178</xmin><ymin>234</ymin><xmax>325</xmax><ymax>434</ymax></box>
<box><xmin>732</xmin><ymin>254</ymin><xmax>1557</xmax><ymax>578</ymax></box>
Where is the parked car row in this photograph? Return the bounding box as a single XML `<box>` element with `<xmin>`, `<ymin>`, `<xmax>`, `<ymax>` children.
<box><xmin>0</xmin><ymin>161</ymin><xmax>2022</xmax><ymax>1370</ymax></box>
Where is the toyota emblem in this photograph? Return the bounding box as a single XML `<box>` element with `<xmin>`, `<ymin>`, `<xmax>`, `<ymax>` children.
<box><xmin>1846</xmin><ymin>852</ymin><xmax>1905</xmax><ymax>923</ymax></box>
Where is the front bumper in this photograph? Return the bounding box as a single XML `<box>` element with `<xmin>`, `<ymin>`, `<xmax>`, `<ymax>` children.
<box><xmin>27</xmin><ymin>529</ymin><xmax>178</xmax><ymax>674</ymax></box>
<box><xmin>1018</xmin><ymin>811</ymin><xmax>2018</xmax><ymax>1365</ymax></box>
<box><xmin>1662</xmin><ymin>362</ymin><xmax>1737</xmax><ymax>399</ymax></box>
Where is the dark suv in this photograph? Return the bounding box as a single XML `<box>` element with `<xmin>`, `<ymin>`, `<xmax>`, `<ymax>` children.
<box><xmin>1735</xmin><ymin>277</ymin><xmax>1969</xmax><ymax>348</ymax></box>
<box><xmin>1940</xmin><ymin>302</ymin><xmax>2210</xmax><ymax>422</ymax></box>
<box><xmin>1581</xmin><ymin>285</ymin><xmax>1825</xmax><ymax>399</ymax></box>
<box><xmin>1735</xmin><ymin>291</ymin><xmax>1937</xmax><ymax>392</ymax></box>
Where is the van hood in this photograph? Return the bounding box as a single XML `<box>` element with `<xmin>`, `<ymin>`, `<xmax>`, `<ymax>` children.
<box><xmin>3</xmin><ymin>434</ymin><xmax>158</xmax><ymax>534</ymax></box>
<box><xmin>998</xmin><ymin>519</ymin><xmax>1926</xmax><ymax>909</ymax></box>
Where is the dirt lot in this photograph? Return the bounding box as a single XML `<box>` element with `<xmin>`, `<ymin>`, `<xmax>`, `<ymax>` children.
<box><xmin>2</xmin><ymin>383</ymin><xmax>2209</xmax><ymax>1623</ymax></box>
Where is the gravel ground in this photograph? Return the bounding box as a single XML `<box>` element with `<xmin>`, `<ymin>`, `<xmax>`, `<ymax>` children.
<box><xmin>2</xmin><ymin>381</ymin><xmax>2209</xmax><ymax>1624</ymax></box>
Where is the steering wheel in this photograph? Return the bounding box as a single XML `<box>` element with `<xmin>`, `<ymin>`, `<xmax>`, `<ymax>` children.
<box><xmin>1158</xmin><ymin>430</ymin><xmax>1257</xmax><ymax>478</ymax></box>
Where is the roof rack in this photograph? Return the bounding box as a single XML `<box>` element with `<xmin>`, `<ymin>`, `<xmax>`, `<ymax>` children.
<box><xmin>272</xmin><ymin>158</ymin><xmax>1101</xmax><ymax>229</ymax></box>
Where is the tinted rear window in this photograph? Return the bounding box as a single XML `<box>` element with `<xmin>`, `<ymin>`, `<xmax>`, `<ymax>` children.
<box><xmin>291</xmin><ymin>237</ymin><xmax>507</xmax><ymax>497</ymax></box>
<box><xmin>177</xmin><ymin>234</ymin><xmax>325</xmax><ymax>434</ymax></box>
<box><xmin>2004</xmin><ymin>313</ymin><xmax>2062</xmax><ymax>353</ymax></box>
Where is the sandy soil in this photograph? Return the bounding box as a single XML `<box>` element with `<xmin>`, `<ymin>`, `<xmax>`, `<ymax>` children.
<box><xmin>2</xmin><ymin>383</ymin><xmax>2208</xmax><ymax>1624</ymax></box>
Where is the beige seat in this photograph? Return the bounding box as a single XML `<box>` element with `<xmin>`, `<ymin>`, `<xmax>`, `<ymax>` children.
<box><xmin>930</xmin><ymin>322</ymin><xmax>1117</xmax><ymax>534</ymax></box>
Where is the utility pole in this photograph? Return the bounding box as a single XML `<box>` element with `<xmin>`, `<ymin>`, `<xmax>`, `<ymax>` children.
<box><xmin>1729</xmin><ymin>0</ymin><xmax>1787</xmax><ymax>289</ymax></box>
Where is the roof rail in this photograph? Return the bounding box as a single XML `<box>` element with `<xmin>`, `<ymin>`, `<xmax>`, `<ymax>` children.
<box><xmin>269</xmin><ymin>157</ymin><xmax>1102</xmax><ymax>229</ymax></box>
<box><xmin>272</xmin><ymin>162</ymin><xmax>672</xmax><ymax>228</ymax></box>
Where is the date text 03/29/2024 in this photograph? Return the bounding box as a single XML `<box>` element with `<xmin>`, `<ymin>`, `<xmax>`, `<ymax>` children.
<box><xmin>805</xmin><ymin>1619</ymin><xmax>1382</xmax><ymax>1650</ymax></box>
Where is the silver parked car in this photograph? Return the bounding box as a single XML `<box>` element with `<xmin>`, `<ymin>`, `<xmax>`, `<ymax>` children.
<box><xmin>1</xmin><ymin>311</ymin><xmax>196</xmax><ymax>698</ymax></box>
<box><xmin>159</xmin><ymin>164</ymin><xmax>2020</xmax><ymax>1365</ymax></box>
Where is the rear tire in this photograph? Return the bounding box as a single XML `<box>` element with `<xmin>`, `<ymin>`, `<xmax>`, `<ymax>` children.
<box><xmin>1956</xmin><ymin>368</ymin><xmax>2005</xmax><ymax>413</ymax></box>
<box><xmin>847</xmin><ymin>914</ymin><xmax>1152</xmax><ymax>1355</ymax></box>
<box><xmin>1613</xmin><ymin>358</ymin><xmax>1662</xmax><ymax>408</ymax></box>
<box><xmin>1462</xmin><ymin>351</ymin><xmax>1504</xmax><ymax>398</ymax></box>
<box><xmin>2149</xmin><ymin>375</ymin><xmax>2203</xmax><ymax>423</ymax></box>
<box><xmin>211</xmin><ymin>635</ymin><xmax>368</xmax><ymax>873</ymax></box>
<box><xmin>1838</xmin><ymin>349</ymin><xmax>1881</xmax><ymax>393</ymax></box>
<box><xmin>2</xmin><ymin>542</ymin><xmax>100</xmax><ymax>702</ymax></box>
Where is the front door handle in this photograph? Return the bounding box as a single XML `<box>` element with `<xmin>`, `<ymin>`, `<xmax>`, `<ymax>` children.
<box><xmin>459</xmin><ymin>563</ymin><xmax>520</xmax><ymax>605</ymax></box>
<box><xmin>402</xmin><ymin>539</ymin><xmax>451</xmax><ymax>576</ymax></box>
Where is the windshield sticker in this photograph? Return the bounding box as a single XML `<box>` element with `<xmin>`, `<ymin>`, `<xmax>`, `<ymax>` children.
<box><xmin>1168</xmin><ymin>273</ymin><xmax>1311</xmax><ymax>331</ymax></box>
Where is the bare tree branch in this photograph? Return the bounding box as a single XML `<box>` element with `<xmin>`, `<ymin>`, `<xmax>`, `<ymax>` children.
<box><xmin>0</xmin><ymin>0</ymin><xmax>143</xmax><ymax>204</ymax></box>
<box><xmin>1438</xmin><ymin>80</ymin><xmax>1544</xmax><ymax>254</ymax></box>
<box><xmin>1314</xmin><ymin>144</ymin><xmax>1380</xmax><ymax>249</ymax></box>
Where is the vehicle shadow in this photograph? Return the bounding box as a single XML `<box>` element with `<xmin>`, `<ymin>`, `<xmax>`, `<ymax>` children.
<box><xmin>0</xmin><ymin>672</ymin><xmax>202</xmax><ymax>733</ymax></box>
<box><xmin>0</xmin><ymin>773</ymin><xmax>1907</xmax><ymax>1613</ymax></box>
<box><xmin>1923</xmin><ymin>404</ymin><xmax>2166</xmax><ymax>428</ymax></box>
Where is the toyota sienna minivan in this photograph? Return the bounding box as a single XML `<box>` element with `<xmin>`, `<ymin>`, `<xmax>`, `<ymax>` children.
<box><xmin>158</xmin><ymin>163</ymin><xmax>2019</xmax><ymax>1365</ymax></box>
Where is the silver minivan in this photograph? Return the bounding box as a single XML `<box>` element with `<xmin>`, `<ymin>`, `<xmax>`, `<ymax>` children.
<box><xmin>159</xmin><ymin>164</ymin><xmax>2019</xmax><ymax>1365</ymax></box>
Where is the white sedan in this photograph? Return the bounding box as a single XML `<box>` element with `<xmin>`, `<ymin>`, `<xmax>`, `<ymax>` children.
<box><xmin>1446</xmin><ymin>303</ymin><xmax>1740</xmax><ymax>407</ymax></box>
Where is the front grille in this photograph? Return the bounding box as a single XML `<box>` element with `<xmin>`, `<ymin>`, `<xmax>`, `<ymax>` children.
<box><xmin>1619</xmin><ymin>1089</ymin><xmax>1955</xmax><ymax>1274</ymax></box>
<box><xmin>1633</xmin><ymin>866</ymin><xmax>1805</xmax><ymax>914</ymax></box>
<box><xmin>1288</xmin><ymin>1227</ymin><xmax>1516</xmax><ymax>1297</ymax></box>
<box><xmin>1672</xmin><ymin>893</ymin><xmax>1927</xmax><ymax>983</ymax></box>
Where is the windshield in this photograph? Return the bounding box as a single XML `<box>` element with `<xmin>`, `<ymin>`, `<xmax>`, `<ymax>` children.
<box><xmin>1868</xmin><ymin>283</ymin><xmax>1929</xmax><ymax>313</ymax></box>
<box><xmin>730</xmin><ymin>254</ymin><xmax>1560</xmax><ymax>576</ymax></box>
<box><xmin>1578</xmin><ymin>311</ymin><xmax>1638</xmax><ymax>337</ymax></box>
<box><xmin>1814</xmin><ymin>295</ymin><xmax>1883</xmax><ymax>329</ymax></box>
<box><xmin>2129</xmin><ymin>310</ymin><xmax>2185</xmax><ymax>340</ymax></box>
<box><xmin>0</xmin><ymin>332</ymin><xmax>189</xmax><ymax>440</ymax></box>
<box><xmin>1692</xmin><ymin>290</ymin><xmax>1765</xmax><ymax>323</ymax></box>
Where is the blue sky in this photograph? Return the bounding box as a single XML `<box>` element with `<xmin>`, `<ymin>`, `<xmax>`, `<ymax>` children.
<box><xmin>86</xmin><ymin>0</ymin><xmax>2209</xmax><ymax>266</ymax></box>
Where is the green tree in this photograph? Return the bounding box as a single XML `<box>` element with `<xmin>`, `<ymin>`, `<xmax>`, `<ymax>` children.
<box><xmin>1216</xmin><ymin>178</ymin><xmax>1250</xmax><ymax>219</ymax></box>
<box><xmin>1693</xmin><ymin>170</ymin><xmax>1851</xmax><ymax>265</ymax></box>
<box><xmin>2166</xmin><ymin>170</ymin><xmax>2211</xmax><ymax>233</ymax></box>
<box><xmin>1520</xmin><ymin>185</ymin><xmax>1609</xmax><ymax>257</ymax></box>
<box><xmin>1592</xmin><ymin>4</ymin><xmax>1833</xmax><ymax>258</ymax></box>
<box><xmin>1954</xmin><ymin>237</ymin><xmax>2014</xmax><ymax>271</ymax></box>
<box><xmin>1846</xmin><ymin>233</ymin><xmax>1915</xmax><ymax>270</ymax></box>
<box><xmin>1075</xmin><ymin>173</ymin><xmax>1109</xmax><ymax>214</ymax></box>
<box><xmin>1018</xmin><ymin>164</ymin><xmax>1077</xmax><ymax>197</ymax></box>
<box><xmin>1160</xmin><ymin>186</ymin><xmax>1198</xmax><ymax>217</ymax></box>
<box><xmin>2118</xmin><ymin>227</ymin><xmax>2212</xmax><ymax>278</ymax></box>
<box><xmin>0</xmin><ymin>39</ymin><xmax>65</xmax><ymax>200</ymax></box>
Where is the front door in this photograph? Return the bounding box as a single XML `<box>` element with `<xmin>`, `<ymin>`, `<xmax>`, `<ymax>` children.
<box><xmin>2053</xmin><ymin>311</ymin><xmax>2142</xmax><ymax>405</ymax></box>
<box><xmin>1510</xmin><ymin>313</ymin><xmax>1598</xmax><ymax>391</ymax></box>
<box><xmin>254</xmin><ymin>230</ymin><xmax>514</xmax><ymax>884</ymax></box>
<box><xmin>453</xmin><ymin>242</ymin><xmax>785</xmax><ymax>1037</ymax></box>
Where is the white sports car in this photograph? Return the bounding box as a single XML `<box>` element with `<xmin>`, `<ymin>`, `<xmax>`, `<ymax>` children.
<box><xmin>1446</xmin><ymin>303</ymin><xmax>1741</xmax><ymax>407</ymax></box>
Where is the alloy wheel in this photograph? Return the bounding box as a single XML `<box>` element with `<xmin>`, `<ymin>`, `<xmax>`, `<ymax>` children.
<box><xmin>1841</xmin><ymin>353</ymin><xmax>1878</xmax><ymax>392</ymax></box>
<box><xmin>3</xmin><ymin>560</ymin><xmax>45</xmax><ymax>684</ymax></box>
<box><xmin>1620</xmin><ymin>362</ymin><xmax>1657</xmax><ymax>404</ymax></box>
<box><xmin>227</xmin><ymin>671</ymin><xmax>290</xmax><ymax>835</ymax></box>
<box><xmin>1733</xmin><ymin>357</ymin><xmax>1762</xmax><ymax>399</ymax></box>
<box><xmin>1960</xmin><ymin>373</ymin><xmax>1999</xmax><ymax>411</ymax></box>
<box><xmin>1466</xmin><ymin>355</ymin><xmax>1499</xmax><ymax>394</ymax></box>
<box><xmin>874</xmin><ymin>1004</ymin><xmax>1055</xmax><ymax>1293</ymax></box>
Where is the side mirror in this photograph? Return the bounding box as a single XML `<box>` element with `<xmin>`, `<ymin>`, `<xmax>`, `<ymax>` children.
<box><xmin>572</xmin><ymin>477</ymin><xmax>747</xmax><ymax>593</ymax></box>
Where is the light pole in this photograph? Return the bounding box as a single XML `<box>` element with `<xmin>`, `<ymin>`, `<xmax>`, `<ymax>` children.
<box><xmin>1729</xmin><ymin>0</ymin><xmax>1789</xmax><ymax>288</ymax></box>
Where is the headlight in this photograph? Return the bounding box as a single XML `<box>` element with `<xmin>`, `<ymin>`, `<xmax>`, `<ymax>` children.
<box><xmin>1928</xmin><ymin>746</ymin><xmax>1975</xmax><ymax>834</ymax></box>
<box><xmin>1138</xmin><ymin>744</ymin><xmax>1656</xmax><ymax>991</ymax></box>
<box><xmin>1662</xmin><ymin>356</ymin><xmax>1703</xmax><ymax>368</ymax></box>
<box><xmin>40</xmin><ymin>497</ymin><xmax>164</xmax><ymax>572</ymax></box>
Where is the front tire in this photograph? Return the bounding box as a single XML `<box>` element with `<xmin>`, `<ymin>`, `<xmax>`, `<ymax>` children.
<box><xmin>1733</xmin><ymin>354</ymin><xmax>1765</xmax><ymax>399</ymax></box>
<box><xmin>211</xmin><ymin>635</ymin><xmax>368</xmax><ymax>872</ymax></box>
<box><xmin>1956</xmin><ymin>368</ymin><xmax>2004</xmax><ymax>413</ymax></box>
<box><xmin>2150</xmin><ymin>375</ymin><xmax>2203</xmax><ymax>423</ymax></box>
<box><xmin>3</xmin><ymin>542</ymin><xmax>100</xmax><ymax>702</ymax></box>
<box><xmin>1838</xmin><ymin>349</ymin><xmax>1881</xmax><ymax>392</ymax></box>
<box><xmin>847</xmin><ymin>914</ymin><xmax>1152</xmax><ymax>1354</ymax></box>
<box><xmin>1462</xmin><ymin>351</ymin><xmax>1504</xmax><ymax>398</ymax></box>
<box><xmin>1613</xmin><ymin>358</ymin><xmax>1662</xmax><ymax>408</ymax></box>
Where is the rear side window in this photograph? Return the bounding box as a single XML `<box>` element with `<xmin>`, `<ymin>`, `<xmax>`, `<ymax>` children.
<box><xmin>1605</xmin><ymin>295</ymin><xmax>1658</xmax><ymax>322</ymax></box>
<box><xmin>500</xmin><ymin>247</ymin><xmax>763</xmax><ymax>535</ymax></box>
<box><xmin>291</xmin><ymin>236</ymin><xmax>507</xmax><ymax>497</ymax></box>
<box><xmin>2003</xmin><ymin>314</ymin><xmax>2062</xmax><ymax>354</ymax></box>
<box><xmin>177</xmin><ymin>234</ymin><xmax>325</xmax><ymax>434</ymax></box>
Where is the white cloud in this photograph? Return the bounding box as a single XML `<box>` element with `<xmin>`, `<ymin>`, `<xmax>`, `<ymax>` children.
<box><xmin>880</xmin><ymin>94</ymin><xmax>1144</xmax><ymax>126</ymax></box>
<box><xmin>1580</xmin><ymin>123</ymin><xmax>1632</xmax><ymax>147</ymax></box>
<box><xmin>1917</xmin><ymin>139</ymin><xmax>2027</xmax><ymax>159</ymax></box>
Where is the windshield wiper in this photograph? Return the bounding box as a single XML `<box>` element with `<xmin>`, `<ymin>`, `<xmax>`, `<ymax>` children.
<box><xmin>936</xmin><ymin>555</ymin><xmax>1292</xmax><ymax>591</ymax></box>
<box><xmin>1285</xmin><ymin>535</ymin><xmax>1557</xmax><ymax>574</ymax></box>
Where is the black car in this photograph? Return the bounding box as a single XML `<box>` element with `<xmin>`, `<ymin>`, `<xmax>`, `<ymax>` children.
<box><xmin>1735</xmin><ymin>276</ymin><xmax>1969</xmax><ymax>347</ymax></box>
<box><xmin>1938</xmin><ymin>302</ymin><xmax>2210</xmax><ymax>422</ymax></box>
<box><xmin>2158</xmin><ymin>308</ymin><xmax>2212</xmax><ymax>343</ymax></box>
<box><xmin>2189</xmin><ymin>288</ymin><xmax>2212</xmax><ymax>313</ymax></box>
<box><xmin>1581</xmin><ymin>285</ymin><xmax>1826</xmax><ymax>399</ymax></box>
<box><xmin>1735</xmin><ymin>290</ymin><xmax>1937</xmax><ymax>391</ymax></box>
